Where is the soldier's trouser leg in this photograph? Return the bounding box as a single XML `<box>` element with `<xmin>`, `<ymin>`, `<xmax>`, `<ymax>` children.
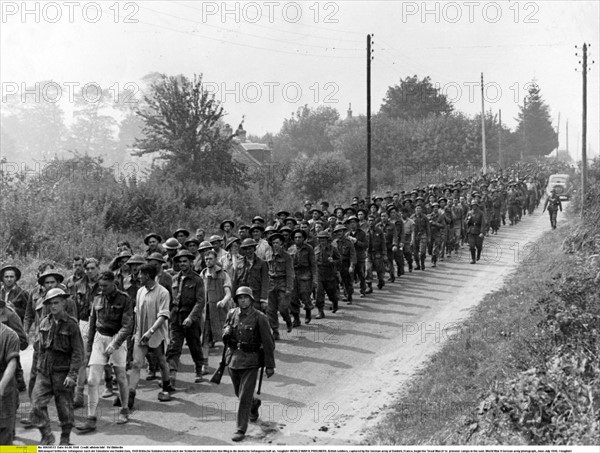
<box><xmin>166</xmin><ymin>320</ymin><xmax>185</xmax><ymax>372</ymax></box>
<box><xmin>454</xmin><ymin>227</ymin><xmax>462</xmax><ymax>251</ymax></box>
<box><xmin>467</xmin><ymin>234</ymin><xmax>477</xmax><ymax>262</ymax></box>
<box><xmin>339</xmin><ymin>263</ymin><xmax>353</xmax><ymax>298</ymax></box>
<box><xmin>229</xmin><ymin>367</ymin><xmax>259</xmax><ymax>435</ymax></box>
<box><xmin>32</xmin><ymin>371</ymin><xmax>73</xmax><ymax>431</ymax></box>
<box><xmin>29</xmin><ymin>346</ymin><xmax>38</xmax><ymax>399</ymax></box>
<box><xmin>355</xmin><ymin>260</ymin><xmax>366</xmax><ymax>294</ymax></box>
<box><xmin>184</xmin><ymin>320</ymin><xmax>205</xmax><ymax>373</ymax></box>
<box><xmin>0</xmin><ymin>423</ymin><xmax>15</xmax><ymax>446</ymax></box>
<box><xmin>324</xmin><ymin>279</ymin><xmax>338</xmax><ymax>304</ymax></box>
<box><xmin>365</xmin><ymin>256</ymin><xmax>373</xmax><ymax>284</ymax></box>
<box><xmin>372</xmin><ymin>255</ymin><xmax>385</xmax><ymax>286</ymax></box>
<box><xmin>432</xmin><ymin>235</ymin><xmax>442</xmax><ymax>262</ymax></box>
<box><xmin>549</xmin><ymin>210</ymin><xmax>558</xmax><ymax>228</ymax></box>
<box><xmin>403</xmin><ymin>246</ymin><xmax>413</xmax><ymax>270</ymax></box>
<box><xmin>267</xmin><ymin>288</ymin><xmax>290</xmax><ymax>332</ymax></box>
<box><xmin>290</xmin><ymin>280</ymin><xmax>302</xmax><ymax>317</ymax></box>
<box><xmin>475</xmin><ymin>235</ymin><xmax>484</xmax><ymax>259</ymax></box>
<box><xmin>395</xmin><ymin>248</ymin><xmax>404</xmax><ymax>275</ymax></box>
<box><xmin>146</xmin><ymin>349</ymin><xmax>159</xmax><ymax>373</ymax></box>
<box><xmin>316</xmin><ymin>280</ymin><xmax>326</xmax><ymax>312</ymax></box>
<box><xmin>386</xmin><ymin>249</ymin><xmax>396</xmax><ymax>278</ymax></box>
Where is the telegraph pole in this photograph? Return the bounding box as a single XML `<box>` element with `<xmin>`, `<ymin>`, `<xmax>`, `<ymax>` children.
<box><xmin>480</xmin><ymin>73</ymin><xmax>487</xmax><ymax>173</ymax></box>
<box><xmin>556</xmin><ymin>112</ymin><xmax>560</xmax><ymax>160</ymax></box>
<box><xmin>576</xmin><ymin>42</ymin><xmax>594</xmax><ymax>216</ymax></box>
<box><xmin>498</xmin><ymin>109</ymin><xmax>502</xmax><ymax>168</ymax></box>
<box><xmin>581</xmin><ymin>43</ymin><xmax>588</xmax><ymax>217</ymax></box>
<box><xmin>366</xmin><ymin>34</ymin><xmax>373</xmax><ymax>198</ymax></box>
<box><xmin>521</xmin><ymin>97</ymin><xmax>527</xmax><ymax>161</ymax></box>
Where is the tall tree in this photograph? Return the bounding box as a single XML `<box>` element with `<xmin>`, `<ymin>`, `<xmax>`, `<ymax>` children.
<box><xmin>515</xmin><ymin>82</ymin><xmax>558</xmax><ymax>158</ymax></box>
<box><xmin>274</xmin><ymin>105</ymin><xmax>339</xmax><ymax>161</ymax></box>
<box><xmin>133</xmin><ymin>74</ymin><xmax>244</xmax><ymax>185</ymax></box>
<box><xmin>380</xmin><ymin>75</ymin><xmax>453</xmax><ymax>120</ymax></box>
<box><xmin>66</xmin><ymin>86</ymin><xmax>118</xmax><ymax>159</ymax></box>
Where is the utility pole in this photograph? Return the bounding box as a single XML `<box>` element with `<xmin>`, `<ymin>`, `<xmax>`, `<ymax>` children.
<box><xmin>498</xmin><ymin>109</ymin><xmax>502</xmax><ymax>168</ymax></box>
<box><xmin>581</xmin><ymin>43</ymin><xmax>588</xmax><ymax>217</ymax></box>
<box><xmin>576</xmin><ymin>42</ymin><xmax>594</xmax><ymax>217</ymax></box>
<box><xmin>566</xmin><ymin>119</ymin><xmax>569</xmax><ymax>155</ymax></box>
<box><xmin>480</xmin><ymin>73</ymin><xmax>487</xmax><ymax>174</ymax></box>
<box><xmin>521</xmin><ymin>97</ymin><xmax>527</xmax><ymax>161</ymax></box>
<box><xmin>556</xmin><ymin>112</ymin><xmax>560</xmax><ymax>160</ymax></box>
<box><xmin>366</xmin><ymin>34</ymin><xmax>373</xmax><ymax>198</ymax></box>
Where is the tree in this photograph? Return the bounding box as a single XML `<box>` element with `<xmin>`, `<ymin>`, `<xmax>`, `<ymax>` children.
<box><xmin>380</xmin><ymin>75</ymin><xmax>453</xmax><ymax>120</ymax></box>
<box><xmin>274</xmin><ymin>105</ymin><xmax>339</xmax><ymax>161</ymax></box>
<box><xmin>1</xmin><ymin>81</ymin><xmax>68</xmax><ymax>162</ymax></box>
<box><xmin>516</xmin><ymin>82</ymin><xmax>558</xmax><ymax>158</ymax></box>
<box><xmin>65</xmin><ymin>86</ymin><xmax>118</xmax><ymax>160</ymax></box>
<box><xmin>133</xmin><ymin>74</ymin><xmax>244</xmax><ymax>185</ymax></box>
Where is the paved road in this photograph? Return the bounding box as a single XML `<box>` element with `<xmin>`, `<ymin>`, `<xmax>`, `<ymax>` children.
<box><xmin>14</xmin><ymin>206</ymin><xmax>561</xmax><ymax>446</ymax></box>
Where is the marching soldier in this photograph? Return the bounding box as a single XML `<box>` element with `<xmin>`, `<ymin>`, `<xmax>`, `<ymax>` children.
<box><xmin>31</xmin><ymin>288</ymin><xmax>83</xmax><ymax>445</ymax></box>
<box><xmin>346</xmin><ymin>216</ymin><xmax>368</xmax><ymax>297</ymax></box>
<box><xmin>377</xmin><ymin>209</ymin><xmax>400</xmax><ymax>282</ymax></box>
<box><xmin>366</xmin><ymin>214</ymin><xmax>386</xmax><ymax>290</ymax></box>
<box><xmin>236</xmin><ymin>239</ymin><xmax>269</xmax><ymax>313</ymax></box>
<box><xmin>222</xmin><ymin>286</ymin><xmax>275</xmax><ymax>442</ymax></box>
<box><xmin>412</xmin><ymin>204</ymin><xmax>431</xmax><ymax>270</ymax></box>
<box><xmin>465</xmin><ymin>200</ymin><xmax>487</xmax><ymax>264</ymax></box>
<box><xmin>314</xmin><ymin>231</ymin><xmax>341</xmax><ymax>317</ymax></box>
<box><xmin>166</xmin><ymin>250</ymin><xmax>206</xmax><ymax>386</ymax></box>
<box><xmin>428</xmin><ymin>202</ymin><xmax>445</xmax><ymax>268</ymax></box>
<box><xmin>289</xmin><ymin>229</ymin><xmax>317</xmax><ymax>326</ymax></box>
<box><xmin>266</xmin><ymin>233</ymin><xmax>294</xmax><ymax>340</ymax></box>
<box><xmin>332</xmin><ymin>224</ymin><xmax>356</xmax><ymax>304</ymax></box>
<box><xmin>543</xmin><ymin>189</ymin><xmax>563</xmax><ymax>229</ymax></box>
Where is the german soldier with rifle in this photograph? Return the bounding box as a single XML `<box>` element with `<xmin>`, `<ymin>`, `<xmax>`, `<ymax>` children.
<box><xmin>221</xmin><ymin>286</ymin><xmax>275</xmax><ymax>442</ymax></box>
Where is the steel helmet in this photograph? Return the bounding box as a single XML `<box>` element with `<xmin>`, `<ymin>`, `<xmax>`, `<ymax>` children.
<box><xmin>234</xmin><ymin>286</ymin><xmax>255</xmax><ymax>302</ymax></box>
<box><xmin>43</xmin><ymin>288</ymin><xmax>69</xmax><ymax>304</ymax></box>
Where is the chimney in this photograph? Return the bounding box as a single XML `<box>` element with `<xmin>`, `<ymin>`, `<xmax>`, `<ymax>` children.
<box><xmin>347</xmin><ymin>102</ymin><xmax>353</xmax><ymax>119</ymax></box>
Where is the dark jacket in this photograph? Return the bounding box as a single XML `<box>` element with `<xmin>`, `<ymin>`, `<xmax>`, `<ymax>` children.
<box><xmin>88</xmin><ymin>288</ymin><xmax>134</xmax><ymax>351</ymax></box>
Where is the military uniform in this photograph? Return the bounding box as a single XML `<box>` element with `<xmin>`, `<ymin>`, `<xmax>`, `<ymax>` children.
<box><xmin>290</xmin><ymin>243</ymin><xmax>317</xmax><ymax>323</ymax></box>
<box><xmin>166</xmin><ymin>268</ymin><xmax>206</xmax><ymax>378</ymax></box>
<box><xmin>315</xmin><ymin>241</ymin><xmax>341</xmax><ymax>314</ymax></box>
<box><xmin>465</xmin><ymin>204</ymin><xmax>486</xmax><ymax>263</ymax></box>
<box><xmin>412</xmin><ymin>212</ymin><xmax>431</xmax><ymax>270</ymax></box>
<box><xmin>365</xmin><ymin>223</ymin><xmax>386</xmax><ymax>289</ymax></box>
<box><xmin>223</xmin><ymin>304</ymin><xmax>275</xmax><ymax>438</ymax></box>
<box><xmin>266</xmin><ymin>249</ymin><xmax>294</xmax><ymax>338</ymax></box>
<box><xmin>31</xmin><ymin>311</ymin><xmax>83</xmax><ymax>442</ymax></box>
<box><xmin>428</xmin><ymin>208</ymin><xmax>445</xmax><ymax>267</ymax></box>
<box><xmin>543</xmin><ymin>193</ymin><xmax>562</xmax><ymax>229</ymax></box>
<box><xmin>332</xmin><ymin>233</ymin><xmax>356</xmax><ymax>302</ymax></box>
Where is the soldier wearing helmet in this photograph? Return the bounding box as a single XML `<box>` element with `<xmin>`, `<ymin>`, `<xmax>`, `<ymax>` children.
<box><xmin>236</xmin><ymin>238</ymin><xmax>269</xmax><ymax>312</ymax></box>
<box><xmin>314</xmin><ymin>231</ymin><xmax>341</xmax><ymax>317</ymax></box>
<box><xmin>31</xmin><ymin>288</ymin><xmax>83</xmax><ymax>445</ymax></box>
<box><xmin>543</xmin><ymin>188</ymin><xmax>562</xmax><ymax>230</ymax></box>
<box><xmin>165</xmin><ymin>249</ymin><xmax>207</xmax><ymax>386</ymax></box>
<box><xmin>222</xmin><ymin>286</ymin><xmax>275</xmax><ymax>442</ymax></box>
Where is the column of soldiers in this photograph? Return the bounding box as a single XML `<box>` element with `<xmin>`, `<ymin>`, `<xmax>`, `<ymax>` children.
<box><xmin>0</xmin><ymin>165</ymin><xmax>564</xmax><ymax>445</ymax></box>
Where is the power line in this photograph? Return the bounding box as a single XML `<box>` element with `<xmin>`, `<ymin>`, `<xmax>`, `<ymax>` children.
<box><xmin>139</xmin><ymin>4</ymin><xmax>361</xmax><ymax>52</ymax></box>
<box><xmin>174</xmin><ymin>1</ymin><xmax>364</xmax><ymax>44</ymax></box>
<box><xmin>96</xmin><ymin>6</ymin><xmax>362</xmax><ymax>60</ymax></box>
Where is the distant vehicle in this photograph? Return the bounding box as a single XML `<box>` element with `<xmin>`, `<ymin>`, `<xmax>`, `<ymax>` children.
<box><xmin>546</xmin><ymin>174</ymin><xmax>572</xmax><ymax>200</ymax></box>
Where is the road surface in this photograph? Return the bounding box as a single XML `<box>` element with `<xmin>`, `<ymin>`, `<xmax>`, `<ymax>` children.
<box><xmin>14</xmin><ymin>206</ymin><xmax>561</xmax><ymax>446</ymax></box>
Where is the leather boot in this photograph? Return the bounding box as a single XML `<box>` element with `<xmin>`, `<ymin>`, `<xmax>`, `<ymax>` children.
<box><xmin>470</xmin><ymin>249</ymin><xmax>476</xmax><ymax>264</ymax></box>
<box><xmin>332</xmin><ymin>300</ymin><xmax>338</xmax><ymax>313</ymax></box>
<box><xmin>60</xmin><ymin>429</ymin><xmax>72</xmax><ymax>445</ymax></box>
<box><xmin>476</xmin><ymin>249</ymin><xmax>481</xmax><ymax>261</ymax></box>
<box><xmin>366</xmin><ymin>282</ymin><xmax>373</xmax><ymax>294</ymax></box>
<box><xmin>420</xmin><ymin>256</ymin><xmax>426</xmax><ymax>270</ymax></box>
<box><xmin>304</xmin><ymin>309</ymin><xmax>312</xmax><ymax>324</ymax></box>
<box><xmin>73</xmin><ymin>387</ymin><xmax>84</xmax><ymax>409</ymax></box>
<box><xmin>432</xmin><ymin>256</ymin><xmax>437</xmax><ymax>268</ymax></box>
<box><xmin>292</xmin><ymin>314</ymin><xmax>301</xmax><ymax>327</ymax></box>
<box><xmin>39</xmin><ymin>426</ymin><xmax>55</xmax><ymax>445</ymax></box>
<box><xmin>75</xmin><ymin>416</ymin><xmax>97</xmax><ymax>433</ymax></box>
<box><xmin>315</xmin><ymin>310</ymin><xmax>325</xmax><ymax>319</ymax></box>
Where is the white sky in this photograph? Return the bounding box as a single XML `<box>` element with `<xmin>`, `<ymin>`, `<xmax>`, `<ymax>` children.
<box><xmin>1</xmin><ymin>0</ymin><xmax>599</xmax><ymax>159</ymax></box>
